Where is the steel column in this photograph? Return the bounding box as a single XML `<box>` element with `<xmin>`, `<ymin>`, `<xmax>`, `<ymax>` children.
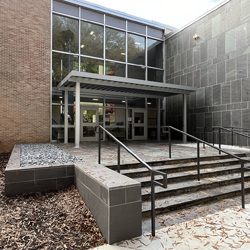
<box><xmin>197</xmin><ymin>141</ymin><xmax>200</xmax><ymax>181</ymax></box>
<box><xmin>169</xmin><ymin>127</ymin><xmax>171</xmax><ymax>158</ymax></box>
<box><xmin>183</xmin><ymin>94</ymin><xmax>187</xmax><ymax>143</ymax></box>
<box><xmin>64</xmin><ymin>90</ymin><xmax>68</xmax><ymax>144</ymax></box>
<box><xmin>117</xmin><ymin>144</ymin><xmax>120</xmax><ymax>173</ymax></box>
<box><xmin>75</xmin><ymin>82</ymin><xmax>80</xmax><ymax>148</ymax></box>
<box><xmin>98</xmin><ymin>127</ymin><xmax>101</xmax><ymax>164</ymax></box>
<box><xmin>241</xmin><ymin>161</ymin><xmax>245</xmax><ymax>209</ymax></box>
<box><xmin>151</xmin><ymin>171</ymin><xmax>155</xmax><ymax>237</ymax></box>
<box><xmin>219</xmin><ymin>127</ymin><xmax>221</xmax><ymax>154</ymax></box>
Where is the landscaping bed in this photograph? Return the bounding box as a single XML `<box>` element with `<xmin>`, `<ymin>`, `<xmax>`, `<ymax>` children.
<box><xmin>0</xmin><ymin>151</ymin><xmax>106</xmax><ymax>249</ymax></box>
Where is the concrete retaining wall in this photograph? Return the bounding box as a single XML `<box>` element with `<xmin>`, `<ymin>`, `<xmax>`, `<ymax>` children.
<box><xmin>5</xmin><ymin>145</ymin><xmax>74</xmax><ymax>196</ymax></box>
<box><xmin>75</xmin><ymin>163</ymin><xmax>142</xmax><ymax>244</ymax></box>
<box><xmin>5</xmin><ymin>145</ymin><xmax>142</xmax><ymax>244</ymax></box>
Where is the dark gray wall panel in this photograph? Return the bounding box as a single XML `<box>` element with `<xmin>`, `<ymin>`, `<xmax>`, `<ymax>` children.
<box><xmin>165</xmin><ymin>0</ymin><xmax>250</xmax><ymax>146</ymax></box>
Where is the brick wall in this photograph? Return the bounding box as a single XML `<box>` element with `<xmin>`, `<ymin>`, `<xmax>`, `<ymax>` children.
<box><xmin>165</xmin><ymin>0</ymin><xmax>250</xmax><ymax>146</ymax></box>
<box><xmin>0</xmin><ymin>0</ymin><xmax>51</xmax><ymax>152</ymax></box>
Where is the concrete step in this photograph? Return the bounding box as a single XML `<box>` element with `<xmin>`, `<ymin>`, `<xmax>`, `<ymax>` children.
<box><xmin>121</xmin><ymin>158</ymin><xmax>242</xmax><ymax>178</ymax></box>
<box><xmin>142</xmin><ymin>180</ymin><xmax>250</xmax><ymax>218</ymax></box>
<box><xmin>106</xmin><ymin>153</ymin><xmax>246</xmax><ymax>171</ymax></box>
<box><xmin>133</xmin><ymin>164</ymin><xmax>250</xmax><ymax>187</ymax></box>
<box><xmin>141</xmin><ymin>171</ymin><xmax>250</xmax><ymax>200</ymax></box>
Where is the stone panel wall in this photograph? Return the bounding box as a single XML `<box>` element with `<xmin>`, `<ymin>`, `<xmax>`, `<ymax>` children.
<box><xmin>165</xmin><ymin>0</ymin><xmax>250</xmax><ymax>145</ymax></box>
<box><xmin>0</xmin><ymin>0</ymin><xmax>51</xmax><ymax>152</ymax></box>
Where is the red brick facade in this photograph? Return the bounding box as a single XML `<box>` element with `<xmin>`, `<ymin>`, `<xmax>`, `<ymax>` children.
<box><xmin>0</xmin><ymin>0</ymin><xmax>51</xmax><ymax>152</ymax></box>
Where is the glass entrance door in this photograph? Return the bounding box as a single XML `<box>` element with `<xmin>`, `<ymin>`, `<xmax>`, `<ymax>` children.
<box><xmin>81</xmin><ymin>106</ymin><xmax>99</xmax><ymax>141</ymax></box>
<box><xmin>132</xmin><ymin>109</ymin><xmax>146</xmax><ymax>140</ymax></box>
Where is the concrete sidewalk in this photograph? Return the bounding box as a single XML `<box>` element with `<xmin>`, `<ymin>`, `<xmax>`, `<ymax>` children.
<box><xmin>94</xmin><ymin>202</ymin><xmax>250</xmax><ymax>249</ymax></box>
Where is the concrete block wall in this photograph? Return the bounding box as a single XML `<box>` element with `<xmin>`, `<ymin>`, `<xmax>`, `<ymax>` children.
<box><xmin>75</xmin><ymin>163</ymin><xmax>142</xmax><ymax>244</ymax></box>
<box><xmin>5</xmin><ymin>146</ymin><xmax>142</xmax><ymax>244</ymax></box>
<box><xmin>0</xmin><ymin>0</ymin><xmax>51</xmax><ymax>152</ymax></box>
<box><xmin>165</xmin><ymin>0</ymin><xmax>250</xmax><ymax>146</ymax></box>
<box><xmin>5</xmin><ymin>145</ymin><xmax>74</xmax><ymax>196</ymax></box>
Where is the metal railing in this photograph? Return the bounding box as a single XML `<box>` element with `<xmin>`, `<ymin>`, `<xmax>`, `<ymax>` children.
<box><xmin>212</xmin><ymin>126</ymin><xmax>250</xmax><ymax>148</ymax></box>
<box><xmin>97</xmin><ymin>125</ymin><xmax>167</xmax><ymax>236</ymax></box>
<box><xmin>162</xmin><ymin>126</ymin><xmax>250</xmax><ymax>209</ymax></box>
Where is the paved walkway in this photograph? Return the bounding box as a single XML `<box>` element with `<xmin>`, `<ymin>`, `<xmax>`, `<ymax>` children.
<box><xmin>56</xmin><ymin>141</ymin><xmax>250</xmax><ymax>249</ymax></box>
<box><xmin>94</xmin><ymin>202</ymin><xmax>250</xmax><ymax>249</ymax></box>
<box><xmin>57</xmin><ymin>140</ymin><xmax>250</xmax><ymax>166</ymax></box>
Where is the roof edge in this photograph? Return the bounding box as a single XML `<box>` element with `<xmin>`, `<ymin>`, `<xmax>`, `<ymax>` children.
<box><xmin>59</xmin><ymin>0</ymin><xmax>178</xmax><ymax>31</ymax></box>
<box><xmin>165</xmin><ymin>0</ymin><xmax>230</xmax><ymax>40</ymax></box>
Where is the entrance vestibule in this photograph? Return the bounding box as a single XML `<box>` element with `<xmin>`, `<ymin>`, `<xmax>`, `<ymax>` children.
<box><xmin>57</xmin><ymin>71</ymin><xmax>195</xmax><ymax>147</ymax></box>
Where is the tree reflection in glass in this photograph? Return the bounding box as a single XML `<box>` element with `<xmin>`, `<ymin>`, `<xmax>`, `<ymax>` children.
<box><xmin>81</xmin><ymin>21</ymin><xmax>104</xmax><ymax>58</ymax></box>
<box><xmin>52</xmin><ymin>14</ymin><xmax>79</xmax><ymax>53</ymax></box>
<box><xmin>80</xmin><ymin>57</ymin><xmax>103</xmax><ymax>74</ymax></box>
<box><xmin>128</xmin><ymin>34</ymin><xmax>145</xmax><ymax>65</ymax></box>
<box><xmin>52</xmin><ymin>53</ymin><xmax>79</xmax><ymax>86</ymax></box>
<box><xmin>105</xmin><ymin>27</ymin><xmax>126</xmax><ymax>62</ymax></box>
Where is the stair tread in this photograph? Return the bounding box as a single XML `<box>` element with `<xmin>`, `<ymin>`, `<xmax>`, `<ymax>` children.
<box><xmin>142</xmin><ymin>180</ymin><xmax>250</xmax><ymax>212</ymax></box>
<box><xmin>133</xmin><ymin>164</ymin><xmax>250</xmax><ymax>184</ymax></box>
<box><xmin>120</xmin><ymin>158</ymin><xmax>241</xmax><ymax>175</ymax></box>
<box><xmin>141</xmin><ymin>171</ymin><xmax>250</xmax><ymax>195</ymax></box>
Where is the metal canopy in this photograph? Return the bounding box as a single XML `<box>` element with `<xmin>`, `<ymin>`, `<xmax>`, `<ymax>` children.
<box><xmin>57</xmin><ymin>71</ymin><xmax>197</xmax><ymax>98</ymax></box>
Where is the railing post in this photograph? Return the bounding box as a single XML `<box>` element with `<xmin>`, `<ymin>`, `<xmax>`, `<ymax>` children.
<box><xmin>219</xmin><ymin>127</ymin><xmax>221</xmax><ymax>154</ymax></box>
<box><xmin>197</xmin><ymin>141</ymin><xmax>200</xmax><ymax>181</ymax></box>
<box><xmin>213</xmin><ymin>127</ymin><xmax>215</xmax><ymax>145</ymax></box>
<box><xmin>117</xmin><ymin>144</ymin><xmax>120</xmax><ymax>173</ymax></box>
<box><xmin>203</xmin><ymin>127</ymin><xmax>205</xmax><ymax>149</ymax></box>
<box><xmin>151</xmin><ymin>171</ymin><xmax>155</xmax><ymax>237</ymax></box>
<box><xmin>231</xmin><ymin>127</ymin><xmax>234</xmax><ymax>146</ymax></box>
<box><xmin>241</xmin><ymin>161</ymin><xmax>245</xmax><ymax>209</ymax></box>
<box><xmin>98</xmin><ymin>126</ymin><xmax>101</xmax><ymax>164</ymax></box>
<box><xmin>169</xmin><ymin>127</ymin><xmax>171</xmax><ymax>158</ymax></box>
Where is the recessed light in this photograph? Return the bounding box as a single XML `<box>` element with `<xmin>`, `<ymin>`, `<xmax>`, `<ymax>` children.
<box><xmin>122</xmin><ymin>101</ymin><xmax>126</xmax><ymax>103</ymax></box>
<box><xmin>90</xmin><ymin>31</ymin><xmax>94</xmax><ymax>35</ymax></box>
<box><xmin>147</xmin><ymin>102</ymin><xmax>151</xmax><ymax>105</ymax></box>
<box><xmin>121</xmin><ymin>53</ymin><xmax>126</xmax><ymax>55</ymax></box>
<box><xmin>81</xmin><ymin>44</ymin><xmax>85</xmax><ymax>48</ymax></box>
<box><xmin>59</xmin><ymin>97</ymin><xmax>63</xmax><ymax>99</ymax></box>
<box><xmin>93</xmin><ymin>99</ymin><xmax>98</xmax><ymax>101</ymax></box>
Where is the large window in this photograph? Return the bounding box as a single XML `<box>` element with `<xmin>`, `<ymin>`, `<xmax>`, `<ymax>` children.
<box><xmin>127</xmin><ymin>34</ymin><xmax>145</xmax><ymax>65</ymax></box>
<box><xmin>52</xmin><ymin>15</ymin><xmax>79</xmax><ymax>53</ymax></box>
<box><xmin>81</xmin><ymin>22</ymin><xmax>103</xmax><ymax>58</ymax></box>
<box><xmin>52</xmin><ymin>11</ymin><xmax>164</xmax><ymax>84</ymax></box>
<box><xmin>80</xmin><ymin>57</ymin><xmax>103</xmax><ymax>74</ymax></box>
<box><xmin>147</xmin><ymin>38</ymin><xmax>163</xmax><ymax>68</ymax></box>
<box><xmin>52</xmin><ymin>53</ymin><xmax>79</xmax><ymax>86</ymax></box>
<box><xmin>105</xmin><ymin>61</ymin><xmax>125</xmax><ymax>77</ymax></box>
<box><xmin>105</xmin><ymin>27</ymin><xmax>126</xmax><ymax>62</ymax></box>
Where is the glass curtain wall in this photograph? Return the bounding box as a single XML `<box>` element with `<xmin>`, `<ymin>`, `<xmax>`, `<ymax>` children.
<box><xmin>51</xmin><ymin>0</ymin><xmax>164</xmax><ymax>141</ymax></box>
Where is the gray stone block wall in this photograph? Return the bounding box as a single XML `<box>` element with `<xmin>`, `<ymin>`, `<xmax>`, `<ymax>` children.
<box><xmin>165</xmin><ymin>0</ymin><xmax>250</xmax><ymax>146</ymax></box>
<box><xmin>74</xmin><ymin>163</ymin><xmax>142</xmax><ymax>244</ymax></box>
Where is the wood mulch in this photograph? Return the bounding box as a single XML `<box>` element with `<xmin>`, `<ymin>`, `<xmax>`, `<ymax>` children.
<box><xmin>0</xmin><ymin>152</ymin><xmax>106</xmax><ymax>249</ymax></box>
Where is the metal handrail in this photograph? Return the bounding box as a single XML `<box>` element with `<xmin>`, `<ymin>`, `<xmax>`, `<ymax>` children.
<box><xmin>212</xmin><ymin>126</ymin><xmax>250</xmax><ymax>147</ymax></box>
<box><xmin>162</xmin><ymin>125</ymin><xmax>250</xmax><ymax>209</ymax></box>
<box><xmin>224</xmin><ymin>126</ymin><xmax>250</xmax><ymax>133</ymax></box>
<box><xmin>97</xmin><ymin>125</ymin><xmax>167</xmax><ymax>237</ymax></box>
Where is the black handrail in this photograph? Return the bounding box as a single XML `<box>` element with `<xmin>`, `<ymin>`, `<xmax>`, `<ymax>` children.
<box><xmin>162</xmin><ymin>125</ymin><xmax>250</xmax><ymax>209</ymax></box>
<box><xmin>97</xmin><ymin>125</ymin><xmax>167</xmax><ymax>237</ymax></box>
<box><xmin>212</xmin><ymin>126</ymin><xmax>250</xmax><ymax>147</ymax></box>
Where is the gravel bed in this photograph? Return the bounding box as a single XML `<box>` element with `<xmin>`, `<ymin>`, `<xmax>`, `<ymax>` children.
<box><xmin>21</xmin><ymin>143</ymin><xmax>84</xmax><ymax>167</ymax></box>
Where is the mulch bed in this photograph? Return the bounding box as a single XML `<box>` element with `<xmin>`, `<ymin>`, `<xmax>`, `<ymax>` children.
<box><xmin>0</xmin><ymin>152</ymin><xmax>106</xmax><ymax>249</ymax></box>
